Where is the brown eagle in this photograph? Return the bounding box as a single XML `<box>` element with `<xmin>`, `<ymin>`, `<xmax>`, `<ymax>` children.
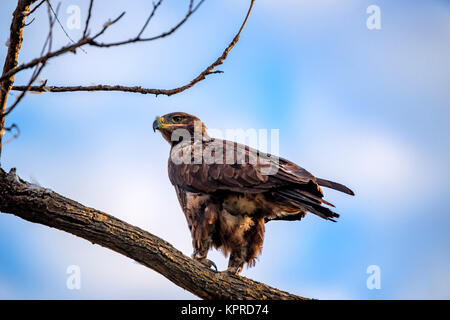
<box><xmin>153</xmin><ymin>112</ymin><xmax>354</xmax><ymax>275</ymax></box>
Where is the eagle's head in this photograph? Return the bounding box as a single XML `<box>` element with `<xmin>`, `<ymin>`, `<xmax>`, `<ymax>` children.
<box><xmin>153</xmin><ymin>112</ymin><xmax>207</xmax><ymax>143</ymax></box>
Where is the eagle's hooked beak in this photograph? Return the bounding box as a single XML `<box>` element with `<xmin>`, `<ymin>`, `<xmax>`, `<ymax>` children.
<box><xmin>153</xmin><ymin>116</ymin><xmax>163</xmax><ymax>132</ymax></box>
<box><xmin>153</xmin><ymin>115</ymin><xmax>185</xmax><ymax>132</ymax></box>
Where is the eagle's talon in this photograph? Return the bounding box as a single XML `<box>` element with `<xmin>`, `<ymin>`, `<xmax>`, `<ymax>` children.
<box><xmin>224</xmin><ymin>266</ymin><xmax>242</xmax><ymax>276</ymax></box>
<box><xmin>208</xmin><ymin>259</ymin><xmax>218</xmax><ymax>271</ymax></box>
<box><xmin>196</xmin><ymin>258</ymin><xmax>218</xmax><ymax>271</ymax></box>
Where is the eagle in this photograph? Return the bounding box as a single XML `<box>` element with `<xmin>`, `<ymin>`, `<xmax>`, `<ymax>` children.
<box><xmin>153</xmin><ymin>112</ymin><xmax>354</xmax><ymax>275</ymax></box>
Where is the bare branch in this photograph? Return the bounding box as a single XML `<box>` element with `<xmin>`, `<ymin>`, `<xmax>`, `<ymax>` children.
<box><xmin>83</xmin><ymin>0</ymin><xmax>94</xmax><ymax>37</ymax></box>
<box><xmin>0</xmin><ymin>0</ymin><xmax>205</xmax><ymax>83</ymax></box>
<box><xmin>4</xmin><ymin>62</ymin><xmax>46</xmax><ymax>117</ymax></box>
<box><xmin>0</xmin><ymin>168</ymin><xmax>308</xmax><ymax>300</ymax></box>
<box><xmin>0</xmin><ymin>9</ymin><xmax>125</xmax><ymax>119</ymax></box>
<box><xmin>2</xmin><ymin>1</ymin><xmax>57</xmax><ymax>119</ymax></box>
<box><xmin>11</xmin><ymin>0</ymin><xmax>255</xmax><ymax>97</ymax></box>
<box><xmin>28</xmin><ymin>0</ymin><xmax>46</xmax><ymax>16</ymax></box>
<box><xmin>1</xmin><ymin>124</ymin><xmax>20</xmax><ymax>145</ymax></box>
<box><xmin>46</xmin><ymin>0</ymin><xmax>78</xmax><ymax>48</ymax></box>
<box><xmin>24</xmin><ymin>17</ymin><xmax>36</xmax><ymax>27</ymax></box>
<box><xmin>0</xmin><ymin>10</ymin><xmax>126</xmax><ymax>83</ymax></box>
<box><xmin>89</xmin><ymin>0</ymin><xmax>203</xmax><ymax>48</ymax></box>
<box><xmin>0</xmin><ymin>0</ymin><xmax>37</xmax><ymax>159</ymax></box>
<box><xmin>0</xmin><ymin>0</ymin><xmax>210</xmax><ymax>134</ymax></box>
<box><xmin>136</xmin><ymin>0</ymin><xmax>163</xmax><ymax>39</ymax></box>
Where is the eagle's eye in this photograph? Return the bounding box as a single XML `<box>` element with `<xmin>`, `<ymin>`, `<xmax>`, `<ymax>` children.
<box><xmin>172</xmin><ymin>116</ymin><xmax>183</xmax><ymax>123</ymax></box>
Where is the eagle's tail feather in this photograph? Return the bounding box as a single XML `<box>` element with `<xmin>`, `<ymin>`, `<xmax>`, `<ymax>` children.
<box><xmin>304</xmin><ymin>204</ymin><xmax>339</xmax><ymax>222</ymax></box>
<box><xmin>316</xmin><ymin>178</ymin><xmax>355</xmax><ymax>196</ymax></box>
<box><xmin>276</xmin><ymin>189</ymin><xmax>340</xmax><ymax>222</ymax></box>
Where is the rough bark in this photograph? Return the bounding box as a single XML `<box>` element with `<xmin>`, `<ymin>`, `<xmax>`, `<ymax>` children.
<box><xmin>0</xmin><ymin>168</ymin><xmax>307</xmax><ymax>300</ymax></box>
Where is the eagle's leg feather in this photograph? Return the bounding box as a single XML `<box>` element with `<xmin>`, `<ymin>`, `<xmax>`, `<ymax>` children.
<box><xmin>179</xmin><ymin>191</ymin><xmax>220</xmax><ymax>271</ymax></box>
<box><xmin>223</xmin><ymin>218</ymin><xmax>265</xmax><ymax>275</ymax></box>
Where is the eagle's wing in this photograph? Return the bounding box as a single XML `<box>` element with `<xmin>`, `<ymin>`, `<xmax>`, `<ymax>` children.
<box><xmin>168</xmin><ymin>139</ymin><xmax>320</xmax><ymax>195</ymax></box>
<box><xmin>168</xmin><ymin>139</ymin><xmax>349</xmax><ymax>221</ymax></box>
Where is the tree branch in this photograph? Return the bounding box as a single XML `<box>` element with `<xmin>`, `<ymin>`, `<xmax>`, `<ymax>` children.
<box><xmin>0</xmin><ymin>10</ymin><xmax>126</xmax><ymax>84</ymax></box>
<box><xmin>0</xmin><ymin>0</ymin><xmax>37</xmax><ymax>159</ymax></box>
<box><xmin>0</xmin><ymin>0</ymin><xmax>206</xmax><ymax>83</ymax></box>
<box><xmin>10</xmin><ymin>0</ymin><xmax>254</xmax><ymax>97</ymax></box>
<box><xmin>2</xmin><ymin>1</ymin><xmax>58</xmax><ymax>119</ymax></box>
<box><xmin>82</xmin><ymin>0</ymin><xmax>94</xmax><ymax>38</ymax></box>
<box><xmin>0</xmin><ymin>167</ymin><xmax>307</xmax><ymax>300</ymax></box>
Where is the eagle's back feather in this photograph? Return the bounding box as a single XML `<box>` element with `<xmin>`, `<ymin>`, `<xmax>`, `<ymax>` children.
<box><xmin>168</xmin><ymin>138</ymin><xmax>348</xmax><ymax>221</ymax></box>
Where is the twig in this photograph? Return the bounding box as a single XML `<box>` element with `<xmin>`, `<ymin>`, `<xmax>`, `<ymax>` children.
<box><xmin>2</xmin><ymin>124</ymin><xmax>20</xmax><ymax>145</ymax></box>
<box><xmin>89</xmin><ymin>0</ymin><xmax>203</xmax><ymax>48</ymax></box>
<box><xmin>0</xmin><ymin>1</ymin><xmax>204</xmax><ymax>83</ymax></box>
<box><xmin>136</xmin><ymin>0</ymin><xmax>163</xmax><ymax>39</ymax></box>
<box><xmin>0</xmin><ymin>11</ymin><xmax>126</xmax><ymax>83</ymax></box>
<box><xmin>46</xmin><ymin>0</ymin><xmax>76</xmax><ymax>47</ymax></box>
<box><xmin>28</xmin><ymin>0</ymin><xmax>46</xmax><ymax>16</ymax></box>
<box><xmin>24</xmin><ymin>17</ymin><xmax>35</xmax><ymax>26</ymax></box>
<box><xmin>83</xmin><ymin>0</ymin><xmax>94</xmax><ymax>37</ymax></box>
<box><xmin>4</xmin><ymin>63</ymin><xmax>46</xmax><ymax>117</ymax></box>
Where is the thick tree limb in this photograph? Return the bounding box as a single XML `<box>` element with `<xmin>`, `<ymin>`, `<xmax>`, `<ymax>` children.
<box><xmin>0</xmin><ymin>168</ymin><xmax>307</xmax><ymax>300</ymax></box>
<box><xmin>0</xmin><ymin>0</ymin><xmax>36</xmax><ymax>158</ymax></box>
<box><xmin>11</xmin><ymin>0</ymin><xmax>254</xmax><ymax>97</ymax></box>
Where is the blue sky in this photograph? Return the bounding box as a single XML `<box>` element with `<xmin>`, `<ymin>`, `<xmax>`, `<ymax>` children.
<box><xmin>0</xmin><ymin>0</ymin><xmax>449</xmax><ymax>299</ymax></box>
